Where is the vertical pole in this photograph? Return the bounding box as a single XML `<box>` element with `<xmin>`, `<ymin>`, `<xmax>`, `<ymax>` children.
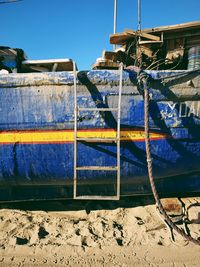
<box><xmin>73</xmin><ymin>61</ymin><xmax>77</xmax><ymax>199</ymax></box>
<box><xmin>117</xmin><ymin>63</ymin><xmax>123</xmax><ymax>200</ymax></box>
<box><xmin>113</xmin><ymin>0</ymin><xmax>117</xmax><ymax>51</ymax></box>
<box><xmin>138</xmin><ymin>0</ymin><xmax>141</xmax><ymax>31</ymax></box>
<box><xmin>137</xmin><ymin>0</ymin><xmax>142</xmax><ymax>67</ymax></box>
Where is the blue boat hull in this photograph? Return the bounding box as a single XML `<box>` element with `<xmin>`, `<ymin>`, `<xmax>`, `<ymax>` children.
<box><xmin>0</xmin><ymin>69</ymin><xmax>199</xmax><ymax>201</ymax></box>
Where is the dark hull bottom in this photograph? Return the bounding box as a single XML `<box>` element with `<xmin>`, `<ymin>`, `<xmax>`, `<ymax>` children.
<box><xmin>0</xmin><ymin>172</ymin><xmax>199</xmax><ymax>202</ymax></box>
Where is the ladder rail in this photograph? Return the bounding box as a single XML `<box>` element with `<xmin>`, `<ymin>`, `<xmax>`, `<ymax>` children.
<box><xmin>116</xmin><ymin>63</ymin><xmax>123</xmax><ymax>200</ymax></box>
<box><xmin>73</xmin><ymin>61</ymin><xmax>77</xmax><ymax>199</ymax></box>
<box><xmin>73</xmin><ymin>63</ymin><xmax>123</xmax><ymax>200</ymax></box>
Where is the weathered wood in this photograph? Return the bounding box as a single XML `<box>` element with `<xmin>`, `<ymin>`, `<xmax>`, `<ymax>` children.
<box><xmin>137</xmin><ymin>45</ymin><xmax>154</xmax><ymax>58</ymax></box>
<box><xmin>103</xmin><ymin>51</ymin><xmax>118</xmax><ymax>61</ymax></box>
<box><xmin>138</xmin><ymin>40</ymin><xmax>163</xmax><ymax>45</ymax></box>
<box><xmin>22</xmin><ymin>59</ymin><xmax>74</xmax><ymax>72</ymax></box>
<box><xmin>143</xmin><ymin>20</ymin><xmax>200</xmax><ymax>34</ymax></box>
<box><xmin>110</xmin><ymin>21</ymin><xmax>200</xmax><ymax>45</ymax></box>
<box><xmin>166</xmin><ymin>48</ymin><xmax>184</xmax><ymax>61</ymax></box>
<box><xmin>110</xmin><ymin>32</ymin><xmax>133</xmax><ymax>45</ymax></box>
<box><xmin>125</xmin><ymin>29</ymin><xmax>160</xmax><ymax>41</ymax></box>
<box><xmin>162</xmin><ymin>29</ymin><xmax>200</xmax><ymax>40</ymax></box>
<box><xmin>92</xmin><ymin>60</ymin><xmax>119</xmax><ymax>70</ymax></box>
<box><xmin>110</xmin><ymin>30</ymin><xmax>161</xmax><ymax>45</ymax></box>
<box><xmin>186</xmin><ymin>35</ymin><xmax>200</xmax><ymax>47</ymax></box>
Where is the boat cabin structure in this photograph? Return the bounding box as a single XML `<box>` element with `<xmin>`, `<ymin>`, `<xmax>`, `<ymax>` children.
<box><xmin>93</xmin><ymin>21</ymin><xmax>200</xmax><ymax>71</ymax></box>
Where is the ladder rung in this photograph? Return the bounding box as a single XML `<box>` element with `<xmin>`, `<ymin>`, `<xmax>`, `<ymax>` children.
<box><xmin>76</xmin><ymin>166</ymin><xmax>118</xmax><ymax>171</ymax></box>
<box><xmin>76</xmin><ymin>138</ymin><xmax>118</xmax><ymax>142</ymax></box>
<box><xmin>74</xmin><ymin>195</ymin><xmax>120</xmax><ymax>200</ymax></box>
<box><xmin>77</xmin><ymin>107</ymin><xmax>118</xmax><ymax>111</ymax></box>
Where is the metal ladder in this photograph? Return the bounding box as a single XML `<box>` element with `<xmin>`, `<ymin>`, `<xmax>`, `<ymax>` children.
<box><xmin>73</xmin><ymin>62</ymin><xmax>123</xmax><ymax>200</ymax></box>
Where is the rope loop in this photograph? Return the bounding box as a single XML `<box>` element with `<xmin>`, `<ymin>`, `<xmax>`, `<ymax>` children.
<box><xmin>137</xmin><ymin>70</ymin><xmax>152</xmax><ymax>88</ymax></box>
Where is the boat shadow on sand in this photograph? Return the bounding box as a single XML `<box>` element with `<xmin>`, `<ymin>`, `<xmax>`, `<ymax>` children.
<box><xmin>0</xmin><ymin>195</ymin><xmax>199</xmax><ymax>222</ymax></box>
<box><xmin>0</xmin><ymin>195</ymin><xmax>156</xmax><ymax>212</ymax></box>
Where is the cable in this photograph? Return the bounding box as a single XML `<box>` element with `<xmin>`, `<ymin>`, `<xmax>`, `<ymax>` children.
<box><xmin>146</xmin><ymin>58</ymin><xmax>166</xmax><ymax>70</ymax></box>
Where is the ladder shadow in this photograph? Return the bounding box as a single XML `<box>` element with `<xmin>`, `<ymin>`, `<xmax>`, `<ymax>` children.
<box><xmin>77</xmin><ymin>71</ymin><xmax>169</xmax><ymax>170</ymax></box>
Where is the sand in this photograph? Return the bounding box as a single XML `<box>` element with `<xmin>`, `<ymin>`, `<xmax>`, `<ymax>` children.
<box><xmin>0</xmin><ymin>196</ymin><xmax>199</xmax><ymax>267</ymax></box>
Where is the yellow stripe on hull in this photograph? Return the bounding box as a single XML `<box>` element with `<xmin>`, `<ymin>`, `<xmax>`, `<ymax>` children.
<box><xmin>0</xmin><ymin>129</ymin><xmax>167</xmax><ymax>144</ymax></box>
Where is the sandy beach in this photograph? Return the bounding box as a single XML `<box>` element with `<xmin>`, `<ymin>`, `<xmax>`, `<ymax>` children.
<box><xmin>0</xmin><ymin>196</ymin><xmax>199</xmax><ymax>267</ymax></box>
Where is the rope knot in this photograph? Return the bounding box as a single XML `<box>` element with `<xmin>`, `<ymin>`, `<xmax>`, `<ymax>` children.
<box><xmin>137</xmin><ymin>70</ymin><xmax>153</xmax><ymax>89</ymax></box>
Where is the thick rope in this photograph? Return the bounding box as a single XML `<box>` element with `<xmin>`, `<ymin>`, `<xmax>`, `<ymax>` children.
<box><xmin>138</xmin><ymin>71</ymin><xmax>200</xmax><ymax>246</ymax></box>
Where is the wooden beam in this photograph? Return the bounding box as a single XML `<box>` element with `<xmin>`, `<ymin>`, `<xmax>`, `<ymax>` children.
<box><xmin>140</xmin><ymin>32</ymin><xmax>160</xmax><ymax>41</ymax></box>
<box><xmin>92</xmin><ymin>60</ymin><xmax>119</xmax><ymax>70</ymax></box>
<box><xmin>102</xmin><ymin>51</ymin><xmax>117</xmax><ymax>61</ymax></box>
<box><xmin>142</xmin><ymin>20</ymin><xmax>200</xmax><ymax>34</ymax></box>
<box><xmin>124</xmin><ymin>29</ymin><xmax>137</xmax><ymax>35</ymax></box>
<box><xmin>125</xmin><ymin>29</ymin><xmax>160</xmax><ymax>41</ymax></box>
<box><xmin>110</xmin><ymin>20</ymin><xmax>200</xmax><ymax>45</ymax></box>
<box><xmin>110</xmin><ymin>32</ymin><xmax>134</xmax><ymax>45</ymax></box>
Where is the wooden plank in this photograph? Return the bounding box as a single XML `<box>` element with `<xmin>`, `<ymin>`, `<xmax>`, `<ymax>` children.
<box><xmin>186</xmin><ymin>35</ymin><xmax>200</xmax><ymax>47</ymax></box>
<box><xmin>124</xmin><ymin>29</ymin><xmax>137</xmax><ymax>35</ymax></box>
<box><xmin>142</xmin><ymin>20</ymin><xmax>200</xmax><ymax>34</ymax></box>
<box><xmin>103</xmin><ymin>51</ymin><xmax>117</xmax><ymax>61</ymax></box>
<box><xmin>125</xmin><ymin>29</ymin><xmax>160</xmax><ymax>41</ymax></box>
<box><xmin>140</xmin><ymin>32</ymin><xmax>160</xmax><ymax>41</ymax></box>
<box><xmin>110</xmin><ymin>32</ymin><xmax>134</xmax><ymax>45</ymax></box>
<box><xmin>110</xmin><ymin>21</ymin><xmax>200</xmax><ymax>45</ymax></box>
<box><xmin>22</xmin><ymin>59</ymin><xmax>74</xmax><ymax>71</ymax></box>
<box><xmin>92</xmin><ymin>60</ymin><xmax>119</xmax><ymax>70</ymax></box>
<box><xmin>138</xmin><ymin>40</ymin><xmax>163</xmax><ymax>45</ymax></box>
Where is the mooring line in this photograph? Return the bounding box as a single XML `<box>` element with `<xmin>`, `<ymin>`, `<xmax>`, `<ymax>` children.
<box><xmin>138</xmin><ymin>70</ymin><xmax>200</xmax><ymax>246</ymax></box>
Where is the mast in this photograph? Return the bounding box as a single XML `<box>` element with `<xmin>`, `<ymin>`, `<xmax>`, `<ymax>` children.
<box><xmin>113</xmin><ymin>0</ymin><xmax>117</xmax><ymax>51</ymax></box>
<box><xmin>138</xmin><ymin>0</ymin><xmax>141</xmax><ymax>31</ymax></box>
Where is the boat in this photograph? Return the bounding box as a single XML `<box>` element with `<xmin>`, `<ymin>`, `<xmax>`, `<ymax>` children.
<box><xmin>0</xmin><ymin>21</ymin><xmax>200</xmax><ymax>202</ymax></box>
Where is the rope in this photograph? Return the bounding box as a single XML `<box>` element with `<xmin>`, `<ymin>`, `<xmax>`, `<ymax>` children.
<box><xmin>138</xmin><ymin>71</ymin><xmax>200</xmax><ymax>246</ymax></box>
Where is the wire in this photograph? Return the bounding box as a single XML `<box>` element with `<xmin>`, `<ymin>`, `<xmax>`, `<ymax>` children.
<box><xmin>147</xmin><ymin>58</ymin><xmax>166</xmax><ymax>70</ymax></box>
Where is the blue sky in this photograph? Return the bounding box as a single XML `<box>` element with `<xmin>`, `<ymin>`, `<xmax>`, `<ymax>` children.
<box><xmin>0</xmin><ymin>0</ymin><xmax>200</xmax><ymax>70</ymax></box>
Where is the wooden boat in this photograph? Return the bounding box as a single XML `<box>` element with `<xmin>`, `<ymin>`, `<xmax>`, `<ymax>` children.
<box><xmin>0</xmin><ymin>67</ymin><xmax>199</xmax><ymax>202</ymax></box>
<box><xmin>0</xmin><ymin>21</ymin><xmax>200</xmax><ymax>202</ymax></box>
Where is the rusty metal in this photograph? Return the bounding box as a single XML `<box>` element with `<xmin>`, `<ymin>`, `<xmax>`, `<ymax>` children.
<box><xmin>161</xmin><ymin>198</ymin><xmax>182</xmax><ymax>215</ymax></box>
